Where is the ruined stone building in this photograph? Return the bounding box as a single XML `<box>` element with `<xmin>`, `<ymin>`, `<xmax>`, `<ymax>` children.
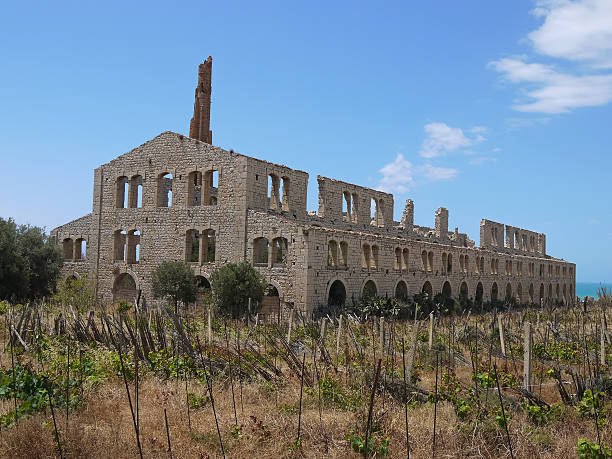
<box><xmin>51</xmin><ymin>57</ymin><xmax>576</xmax><ymax>311</ymax></box>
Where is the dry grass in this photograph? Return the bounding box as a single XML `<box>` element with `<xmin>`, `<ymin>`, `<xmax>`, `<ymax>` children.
<box><xmin>0</xmin><ymin>370</ymin><xmax>608</xmax><ymax>458</ymax></box>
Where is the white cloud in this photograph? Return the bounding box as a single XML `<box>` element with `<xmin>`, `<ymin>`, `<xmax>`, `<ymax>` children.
<box><xmin>471</xmin><ymin>126</ymin><xmax>488</xmax><ymax>133</ymax></box>
<box><xmin>377</xmin><ymin>154</ymin><xmax>458</xmax><ymax>194</ymax></box>
<box><xmin>490</xmin><ymin>0</ymin><xmax>612</xmax><ymax>114</ymax></box>
<box><xmin>469</xmin><ymin>156</ymin><xmax>497</xmax><ymax>166</ymax></box>
<box><xmin>490</xmin><ymin>57</ymin><xmax>612</xmax><ymax>113</ymax></box>
<box><xmin>419</xmin><ymin>122</ymin><xmax>473</xmax><ymax>158</ymax></box>
<box><xmin>377</xmin><ymin>154</ymin><xmax>415</xmax><ymax>194</ymax></box>
<box><xmin>530</xmin><ymin>0</ymin><xmax>612</xmax><ymax>68</ymax></box>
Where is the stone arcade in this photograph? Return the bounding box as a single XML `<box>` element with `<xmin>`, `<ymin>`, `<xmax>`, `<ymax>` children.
<box><xmin>51</xmin><ymin>58</ymin><xmax>576</xmax><ymax>311</ymax></box>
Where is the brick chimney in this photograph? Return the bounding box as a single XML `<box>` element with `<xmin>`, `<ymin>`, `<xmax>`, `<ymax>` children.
<box><xmin>189</xmin><ymin>57</ymin><xmax>213</xmax><ymax>143</ymax></box>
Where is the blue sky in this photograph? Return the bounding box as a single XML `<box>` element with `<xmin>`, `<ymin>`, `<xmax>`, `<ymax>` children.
<box><xmin>1</xmin><ymin>1</ymin><xmax>611</xmax><ymax>282</ymax></box>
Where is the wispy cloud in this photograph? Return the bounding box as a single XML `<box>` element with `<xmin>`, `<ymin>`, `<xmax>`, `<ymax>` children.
<box><xmin>490</xmin><ymin>0</ymin><xmax>612</xmax><ymax>114</ymax></box>
<box><xmin>419</xmin><ymin>122</ymin><xmax>473</xmax><ymax>158</ymax></box>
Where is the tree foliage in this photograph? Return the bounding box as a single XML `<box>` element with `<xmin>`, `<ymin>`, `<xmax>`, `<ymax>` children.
<box><xmin>210</xmin><ymin>262</ymin><xmax>267</xmax><ymax>318</ymax></box>
<box><xmin>0</xmin><ymin>217</ymin><xmax>62</xmax><ymax>301</ymax></box>
<box><xmin>151</xmin><ymin>261</ymin><xmax>197</xmax><ymax>313</ymax></box>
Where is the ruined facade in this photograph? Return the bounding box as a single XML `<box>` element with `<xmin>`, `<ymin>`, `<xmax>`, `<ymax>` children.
<box><xmin>51</xmin><ymin>60</ymin><xmax>576</xmax><ymax>311</ymax></box>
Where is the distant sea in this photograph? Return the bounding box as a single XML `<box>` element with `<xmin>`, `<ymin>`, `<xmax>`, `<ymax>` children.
<box><xmin>576</xmin><ymin>282</ymin><xmax>612</xmax><ymax>300</ymax></box>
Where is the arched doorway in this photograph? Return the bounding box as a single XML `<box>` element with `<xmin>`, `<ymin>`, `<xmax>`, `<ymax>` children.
<box><xmin>362</xmin><ymin>280</ymin><xmax>377</xmax><ymax>299</ymax></box>
<box><xmin>113</xmin><ymin>273</ymin><xmax>137</xmax><ymax>303</ymax></box>
<box><xmin>394</xmin><ymin>280</ymin><xmax>408</xmax><ymax>301</ymax></box>
<box><xmin>505</xmin><ymin>283</ymin><xmax>512</xmax><ymax>301</ymax></box>
<box><xmin>491</xmin><ymin>282</ymin><xmax>498</xmax><ymax>302</ymax></box>
<box><xmin>195</xmin><ymin>276</ymin><xmax>211</xmax><ymax>306</ymax></box>
<box><xmin>422</xmin><ymin>281</ymin><xmax>433</xmax><ymax>297</ymax></box>
<box><xmin>442</xmin><ymin>281</ymin><xmax>452</xmax><ymax>297</ymax></box>
<box><xmin>539</xmin><ymin>284</ymin><xmax>545</xmax><ymax>303</ymax></box>
<box><xmin>328</xmin><ymin>280</ymin><xmax>347</xmax><ymax>307</ymax></box>
<box><xmin>529</xmin><ymin>283</ymin><xmax>534</xmax><ymax>303</ymax></box>
<box><xmin>517</xmin><ymin>283</ymin><xmax>523</xmax><ymax>303</ymax></box>
<box><xmin>459</xmin><ymin>282</ymin><xmax>468</xmax><ymax>298</ymax></box>
<box><xmin>475</xmin><ymin>282</ymin><xmax>483</xmax><ymax>304</ymax></box>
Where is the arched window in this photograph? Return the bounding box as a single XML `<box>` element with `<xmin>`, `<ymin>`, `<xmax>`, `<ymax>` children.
<box><xmin>116</xmin><ymin>176</ymin><xmax>129</xmax><ymax>209</ymax></box>
<box><xmin>328</xmin><ymin>280</ymin><xmax>346</xmax><ymax>306</ymax></box>
<box><xmin>362</xmin><ymin>280</ymin><xmax>377</xmax><ymax>298</ymax></box>
<box><xmin>114</xmin><ymin>230</ymin><xmax>127</xmax><ymax>261</ymax></box>
<box><xmin>351</xmin><ymin>192</ymin><xmax>359</xmax><ymax>223</ymax></box>
<box><xmin>402</xmin><ymin>249</ymin><xmax>409</xmax><ymax>271</ymax></box>
<box><xmin>267</xmin><ymin>174</ymin><xmax>280</xmax><ymax>210</ymax></box>
<box><xmin>394</xmin><ymin>247</ymin><xmax>401</xmax><ymax>270</ymax></box>
<box><xmin>328</xmin><ymin>240</ymin><xmax>338</xmax><ymax>267</ymax></box>
<box><xmin>421</xmin><ymin>250</ymin><xmax>428</xmax><ymax>271</ymax></box>
<box><xmin>480</xmin><ymin>257</ymin><xmax>484</xmax><ymax>274</ymax></box>
<box><xmin>370</xmin><ymin>198</ymin><xmax>378</xmax><ymax>226</ymax></box>
<box><xmin>203</xmin><ymin>229</ymin><xmax>216</xmax><ymax>263</ymax></box>
<box><xmin>362</xmin><ymin>244</ymin><xmax>371</xmax><ymax>269</ymax></box>
<box><xmin>428</xmin><ymin>251</ymin><xmax>434</xmax><ymax>272</ymax></box>
<box><xmin>463</xmin><ymin>255</ymin><xmax>469</xmax><ymax>273</ymax></box>
<box><xmin>127</xmin><ymin>230</ymin><xmax>140</xmax><ymax>264</ymax></box>
<box><xmin>395</xmin><ymin>281</ymin><xmax>408</xmax><ymax>301</ymax></box>
<box><xmin>272</xmin><ymin>237</ymin><xmax>288</xmax><ymax>266</ymax></box>
<box><xmin>529</xmin><ymin>284</ymin><xmax>534</xmax><ymax>303</ymax></box>
<box><xmin>371</xmin><ymin>245</ymin><xmax>379</xmax><ymax>269</ymax></box>
<box><xmin>555</xmin><ymin>283</ymin><xmax>560</xmax><ymax>299</ymax></box>
<box><xmin>157</xmin><ymin>173</ymin><xmax>173</xmax><ymax>207</ymax></box>
<box><xmin>339</xmin><ymin>241</ymin><xmax>348</xmax><ymax>267</ymax></box>
<box><xmin>539</xmin><ymin>284</ymin><xmax>545</xmax><ymax>302</ymax></box>
<box><xmin>447</xmin><ymin>253</ymin><xmax>452</xmax><ymax>273</ymax></box>
<box><xmin>442</xmin><ymin>253</ymin><xmax>447</xmax><ymax>273</ymax></box>
<box><xmin>548</xmin><ymin>284</ymin><xmax>553</xmax><ymax>299</ymax></box>
<box><xmin>475</xmin><ymin>256</ymin><xmax>481</xmax><ymax>274</ymax></box>
<box><xmin>187</xmin><ymin>171</ymin><xmax>202</xmax><ymax>207</ymax></box>
<box><xmin>129</xmin><ymin>175</ymin><xmax>143</xmax><ymax>208</ymax></box>
<box><xmin>253</xmin><ymin>237</ymin><xmax>269</xmax><ymax>266</ymax></box>
<box><xmin>186</xmin><ymin>229</ymin><xmax>200</xmax><ymax>263</ymax></box>
<box><xmin>62</xmin><ymin>238</ymin><xmax>74</xmax><ymax>261</ymax></box>
<box><xmin>203</xmin><ymin>170</ymin><xmax>219</xmax><ymax>205</ymax></box>
<box><xmin>342</xmin><ymin>192</ymin><xmax>351</xmax><ymax>222</ymax></box>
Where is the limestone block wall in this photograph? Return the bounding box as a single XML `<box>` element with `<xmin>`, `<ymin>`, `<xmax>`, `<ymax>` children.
<box><xmin>50</xmin><ymin>214</ymin><xmax>93</xmax><ymax>281</ymax></box>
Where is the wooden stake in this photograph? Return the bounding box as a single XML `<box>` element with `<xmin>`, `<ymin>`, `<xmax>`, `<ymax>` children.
<box><xmin>523</xmin><ymin>322</ymin><xmax>532</xmax><ymax>391</ymax></box>
<box><xmin>498</xmin><ymin>314</ymin><xmax>506</xmax><ymax>356</ymax></box>
<box><xmin>428</xmin><ymin>312</ymin><xmax>434</xmax><ymax>350</ymax></box>
<box><xmin>364</xmin><ymin>359</ymin><xmax>382</xmax><ymax>459</ymax></box>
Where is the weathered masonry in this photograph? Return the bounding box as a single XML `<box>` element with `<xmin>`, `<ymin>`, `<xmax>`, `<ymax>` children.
<box><xmin>51</xmin><ymin>57</ymin><xmax>576</xmax><ymax>312</ymax></box>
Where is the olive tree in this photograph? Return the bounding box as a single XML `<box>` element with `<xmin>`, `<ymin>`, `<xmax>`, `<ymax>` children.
<box><xmin>151</xmin><ymin>261</ymin><xmax>197</xmax><ymax>313</ymax></box>
<box><xmin>210</xmin><ymin>262</ymin><xmax>267</xmax><ymax>318</ymax></box>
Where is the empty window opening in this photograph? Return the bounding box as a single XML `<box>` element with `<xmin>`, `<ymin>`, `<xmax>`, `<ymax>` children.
<box><xmin>480</xmin><ymin>257</ymin><xmax>484</xmax><ymax>273</ymax></box>
<box><xmin>62</xmin><ymin>238</ymin><xmax>74</xmax><ymax>261</ymax></box>
<box><xmin>186</xmin><ymin>229</ymin><xmax>200</xmax><ymax>263</ymax></box>
<box><xmin>342</xmin><ymin>192</ymin><xmax>351</xmax><ymax>222</ymax></box>
<box><xmin>475</xmin><ymin>256</ymin><xmax>480</xmax><ymax>274</ymax></box>
<box><xmin>157</xmin><ymin>173</ymin><xmax>173</xmax><ymax>207</ymax></box>
<box><xmin>371</xmin><ymin>245</ymin><xmax>379</xmax><ymax>269</ymax></box>
<box><xmin>394</xmin><ymin>247</ymin><xmax>401</xmax><ymax>270</ymax></box>
<box><xmin>459</xmin><ymin>255</ymin><xmax>464</xmax><ymax>272</ymax></box>
<box><xmin>75</xmin><ymin>238</ymin><xmax>86</xmax><ymax>261</ymax></box>
<box><xmin>447</xmin><ymin>253</ymin><xmax>452</xmax><ymax>273</ymax></box>
<box><xmin>187</xmin><ymin>171</ymin><xmax>203</xmax><ymax>207</ymax></box>
<box><xmin>127</xmin><ymin>230</ymin><xmax>140</xmax><ymax>264</ymax></box>
<box><xmin>202</xmin><ymin>170</ymin><xmax>218</xmax><ymax>205</ymax></box>
<box><xmin>517</xmin><ymin>283</ymin><xmax>523</xmax><ymax>302</ymax></box>
<box><xmin>267</xmin><ymin>174</ymin><xmax>280</xmax><ymax>210</ymax></box>
<box><xmin>351</xmin><ymin>192</ymin><xmax>359</xmax><ymax>223</ymax></box>
<box><xmin>421</xmin><ymin>250</ymin><xmax>428</xmax><ymax>271</ymax></box>
<box><xmin>370</xmin><ymin>198</ymin><xmax>378</xmax><ymax>226</ymax></box>
<box><xmin>203</xmin><ymin>229</ymin><xmax>216</xmax><ymax>263</ymax></box>
<box><xmin>253</xmin><ymin>237</ymin><xmax>269</xmax><ymax>266</ymax></box>
<box><xmin>529</xmin><ymin>284</ymin><xmax>534</xmax><ymax>303</ymax></box>
<box><xmin>116</xmin><ymin>176</ymin><xmax>129</xmax><ymax>208</ymax></box>
<box><xmin>129</xmin><ymin>175</ymin><xmax>143</xmax><ymax>208</ymax></box>
<box><xmin>328</xmin><ymin>240</ymin><xmax>338</xmax><ymax>267</ymax></box>
<box><xmin>428</xmin><ymin>251</ymin><xmax>434</xmax><ymax>272</ymax></box>
<box><xmin>402</xmin><ymin>248</ymin><xmax>409</xmax><ymax>270</ymax></box>
<box><xmin>362</xmin><ymin>244</ymin><xmax>371</xmax><ymax>269</ymax></box>
<box><xmin>114</xmin><ymin>230</ymin><xmax>127</xmax><ymax>261</ymax></box>
<box><xmin>339</xmin><ymin>241</ymin><xmax>348</xmax><ymax>267</ymax></box>
<box><xmin>463</xmin><ymin>255</ymin><xmax>469</xmax><ymax>273</ymax></box>
<box><xmin>442</xmin><ymin>253</ymin><xmax>447</xmax><ymax>273</ymax></box>
<box><xmin>328</xmin><ymin>280</ymin><xmax>347</xmax><ymax>307</ymax></box>
<box><xmin>281</xmin><ymin>177</ymin><xmax>290</xmax><ymax>212</ymax></box>
<box><xmin>272</xmin><ymin>237</ymin><xmax>288</xmax><ymax>266</ymax></box>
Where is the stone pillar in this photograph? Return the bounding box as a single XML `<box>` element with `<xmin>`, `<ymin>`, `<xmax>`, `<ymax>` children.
<box><xmin>400</xmin><ymin>199</ymin><xmax>414</xmax><ymax>232</ymax></box>
<box><xmin>189</xmin><ymin>57</ymin><xmax>213</xmax><ymax>144</ymax></box>
<box><xmin>435</xmin><ymin>207</ymin><xmax>448</xmax><ymax>240</ymax></box>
